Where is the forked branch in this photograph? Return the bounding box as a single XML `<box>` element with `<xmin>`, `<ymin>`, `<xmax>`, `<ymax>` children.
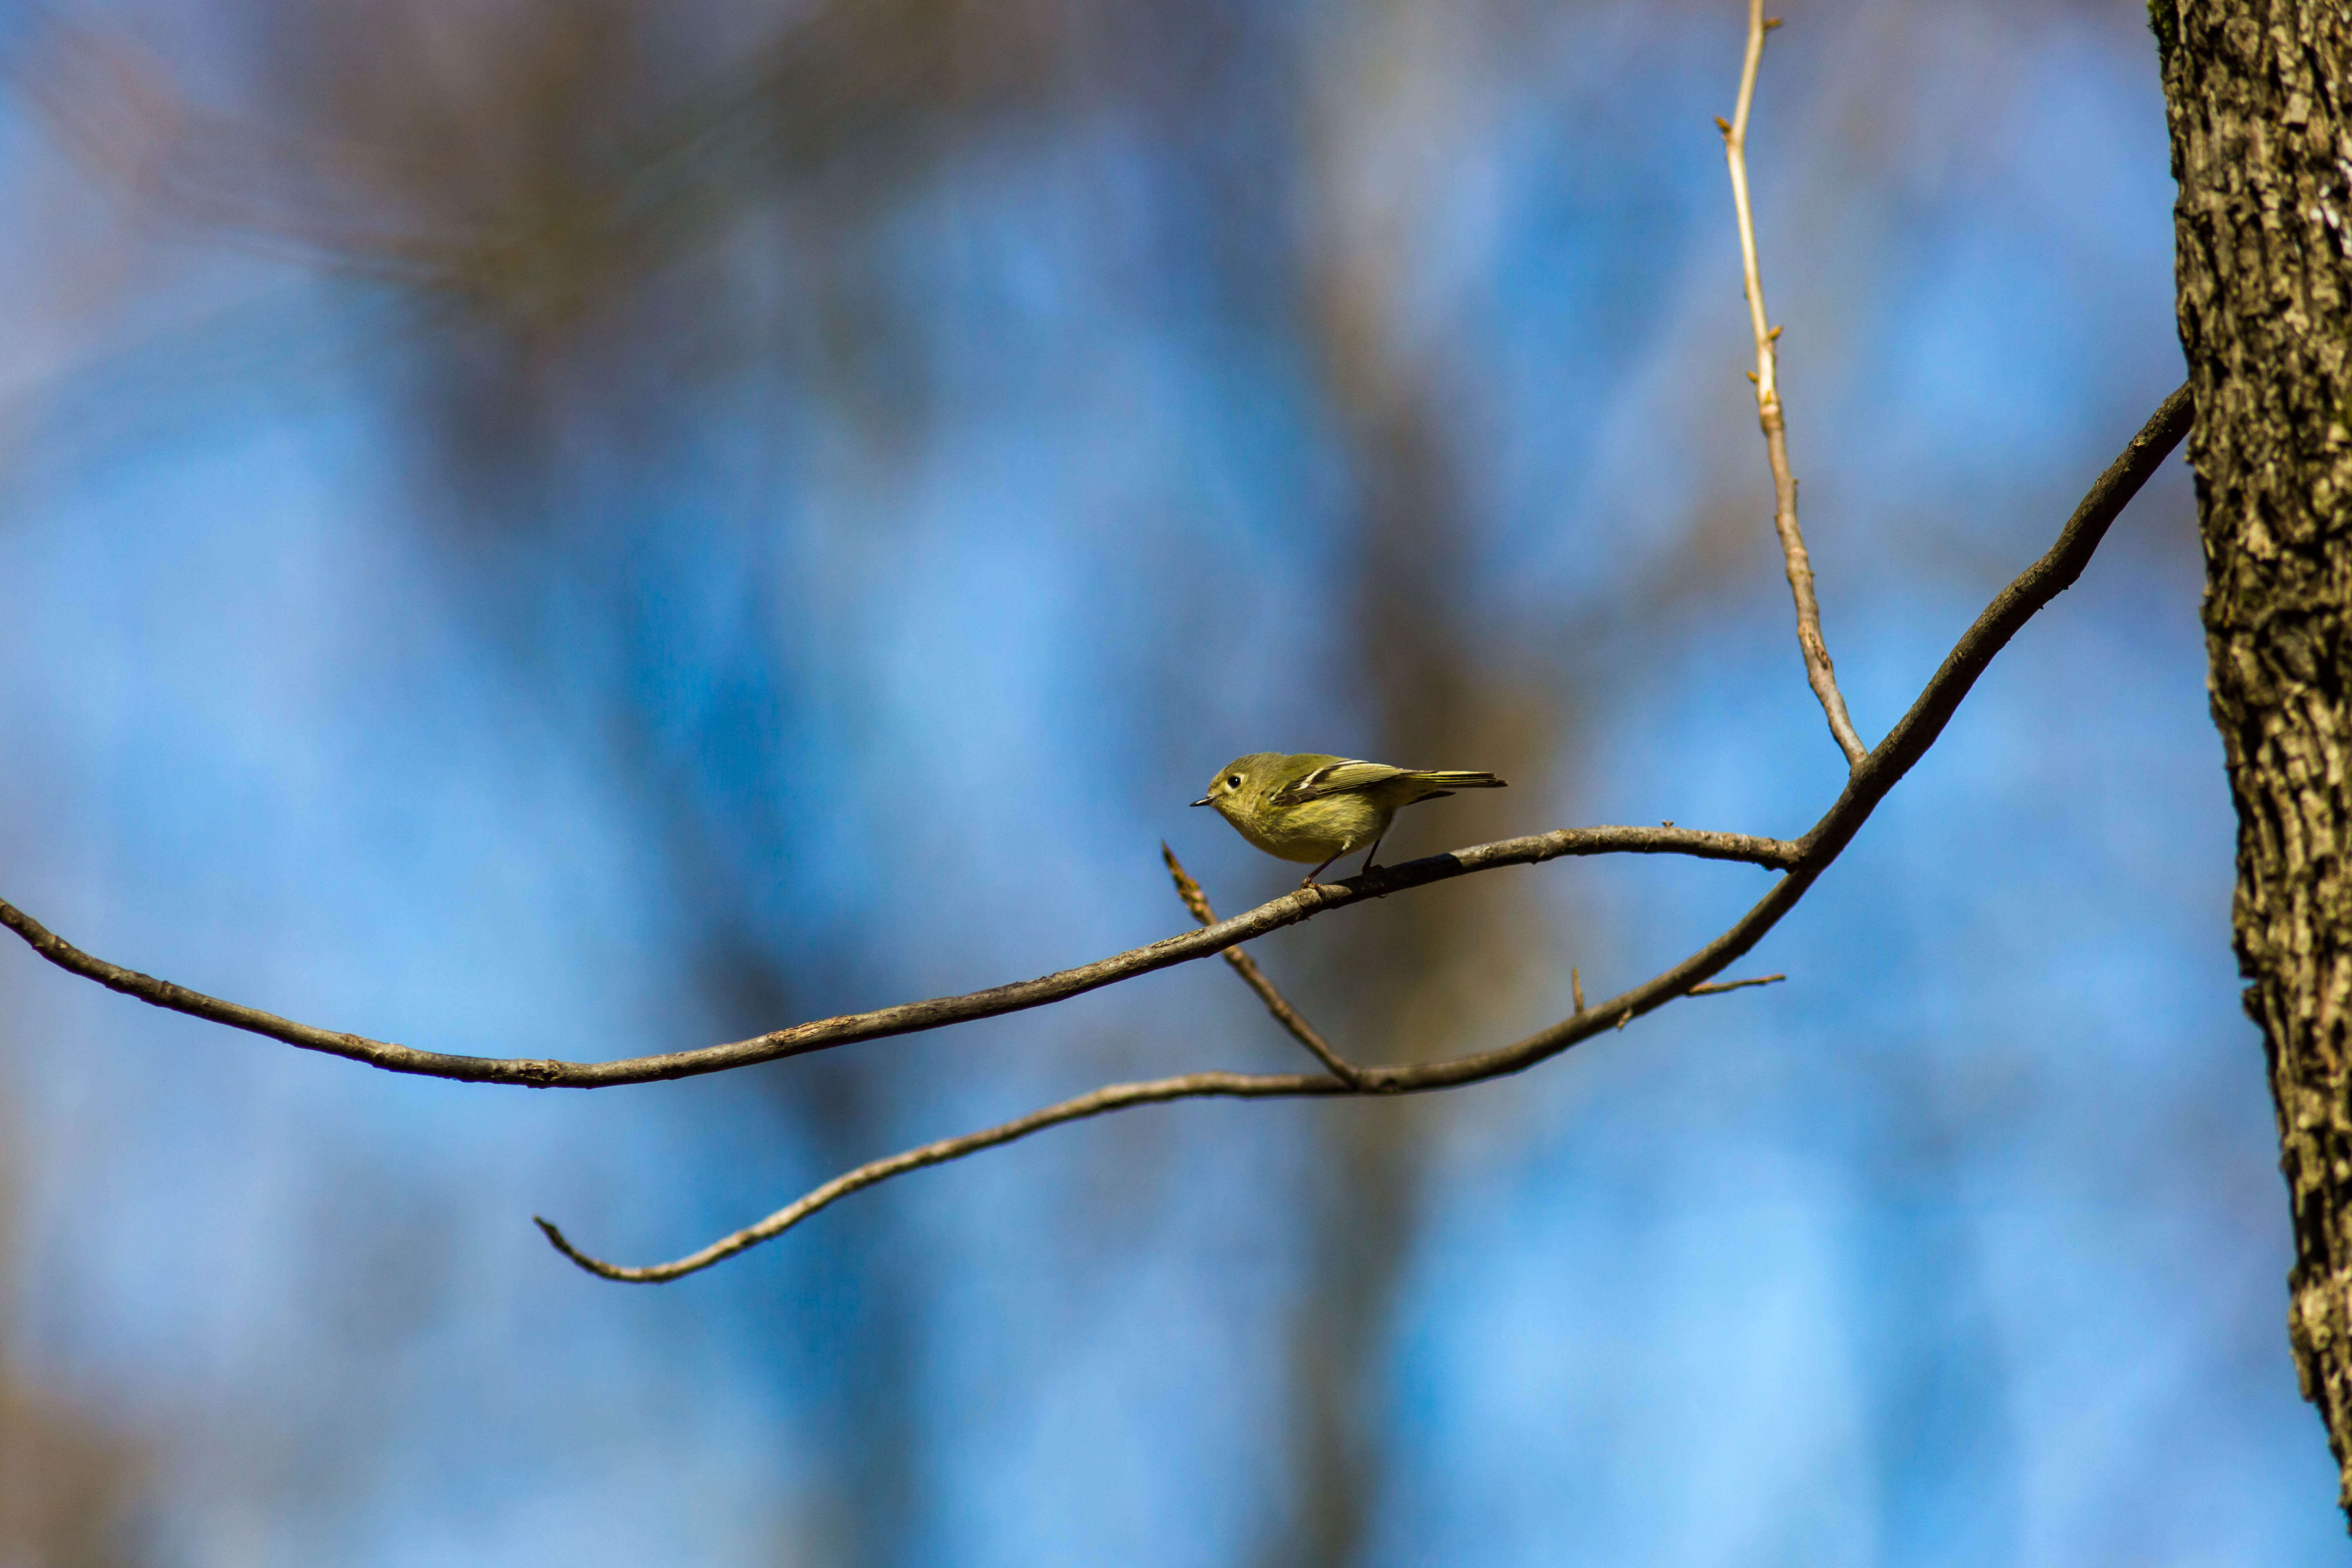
<box><xmin>540</xmin><ymin>384</ymin><xmax>2189</xmax><ymax>1281</ymax></box>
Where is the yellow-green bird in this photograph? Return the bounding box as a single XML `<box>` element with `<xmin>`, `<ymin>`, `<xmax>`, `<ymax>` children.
<box><xmin>1193</xmin><ymin>752</ymin><xmax>1508</xmax><ymax>887</ymax></box>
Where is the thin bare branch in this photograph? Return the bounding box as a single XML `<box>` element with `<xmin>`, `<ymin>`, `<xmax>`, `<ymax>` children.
<box><xmin>1161</xmin><ymin>843</ymin><xmax>1367</xmax><ymax>1087</ymax></box>
<box><xmin>537</xmin><ymin>1066</ymin><xmax>1347</xmax><ymax>1282</ymax></box>
<box><xmin>542</xmin><ymin>384</ymin><xmax>2192</xmax><ymax>1281</ymax></box>
<box><xmin>1720</xmin><ymin>0</ymin><xmax>1869</xmax><ymax>770</ymax></box>
<box><xmin>1686</xmin><ymin>972</ymin><xmax>1785</xmax><ymax>996</ymax></box>
<box><xmin>0</xmin><ymin>822</ymin><xmax>1795</xmax><ymax>1088</ymax></box>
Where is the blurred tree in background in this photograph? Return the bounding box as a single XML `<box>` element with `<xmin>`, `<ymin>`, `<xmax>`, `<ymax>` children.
<box><xmin>0</xmin><ymin>1</ymin><xmax>2338</xmax><ymax>1564</ymax></box>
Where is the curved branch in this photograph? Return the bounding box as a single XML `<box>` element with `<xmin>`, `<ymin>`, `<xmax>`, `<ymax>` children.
<box><xmin>0</xmin><ymin>822</ymin><xmax>1795</xmax><ymax>1088</ymax></box>
<box><xmin>1348</xmin><ymin>382</ymin><xmax>2192</xmax><ymax>1094</ymax></box>
<box><xmin>542</xmin><ymin>383</ymin><xmax>2193</xmax><ymax>1281</ymax></box>
<box><xmin>537</xmin><ymin>1067</ymin><xmax>1346</xmax><ymax>1281</ymax></box>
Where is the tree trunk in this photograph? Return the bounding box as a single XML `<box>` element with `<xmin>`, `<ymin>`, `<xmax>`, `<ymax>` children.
<box><xmin>2152</xmin><ymin>0</ymin><xmax>2352</xmax><ymax>1522</ymax></box>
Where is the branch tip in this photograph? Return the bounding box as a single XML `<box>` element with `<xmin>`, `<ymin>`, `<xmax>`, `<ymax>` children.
<box><xmin>1160</xmin><ymin>841</ymin><xmax>1216</xmax><ymax>928</ymax></box>
<box><xmin>534</xmin><ymin>1215</ymin><xmax>579</xmax><ymax>1258</ymax></box>
<box><xmin>1686</xmin><ymin>972</ymin><xmax>1786</xmax><ymax>997</ymax></box>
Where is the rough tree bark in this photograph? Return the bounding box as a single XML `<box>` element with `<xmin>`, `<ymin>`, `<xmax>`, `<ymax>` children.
<box><xmin>2152</xmin><ymin>0</ymin><xmax>2352</xmax><ymax>1522</ymax></box>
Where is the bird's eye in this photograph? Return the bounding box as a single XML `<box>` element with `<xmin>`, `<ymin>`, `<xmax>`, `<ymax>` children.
<box><xmin>1226</xmin><ymin>775</ymin><xmax>1242</xmax><ymax>789</ymax></box>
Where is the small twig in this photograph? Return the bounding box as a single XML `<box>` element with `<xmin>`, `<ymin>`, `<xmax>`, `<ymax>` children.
<box><xmin>1571</xmin><ymin>967</ymin><xmax>1586</xmax><ymax>1013</ymax></box>
<box><xmin>1720</xmin><ymin>0</ymin><xmax>1869</xmax><ymax>771</ymax></box>
<box><xmin>1161</xmin><ymin>844</ymin><xmax>1369</xmax><ymax>1088</ymax></box>
<box><xmin>537</xmin><ymin>384</ymin><xmax>2190</xmax><ymax>1281</ymax></box>
<box><xmin>1686</xmin><ymin>972</ymin><xmax>1785</xmax><ymax>996</ymax></box>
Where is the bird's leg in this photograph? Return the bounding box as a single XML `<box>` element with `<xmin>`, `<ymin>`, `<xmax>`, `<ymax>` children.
<box><xmin>1301</xmin><ymin>850</ymin><xmax>1344</xmax><ymax>889</ymax></box>
<box><xmin>1358</xmin><ymin>831</ymin><xmax>1388</xmax><ymax>879</ymax></box>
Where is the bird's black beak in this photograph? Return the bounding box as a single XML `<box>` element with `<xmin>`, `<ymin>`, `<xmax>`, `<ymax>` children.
<box><xmin>1189</xmin><ymin>796</ymin><xmax>1212</xmax><ymax>808</ymax></box>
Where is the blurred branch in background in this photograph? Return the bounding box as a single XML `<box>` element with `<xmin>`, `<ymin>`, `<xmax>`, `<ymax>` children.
<box><xmin>19</xmin><ymin>0</ymin><xmax>1069</xmax><ymax>313</ymax></box>
<box><xmin>0</xmin><ymin>1135</ymin><xmax>148</xmax><ymax>1567</ymax></box>
<box><xmin>0</xmin><ymin>1373</ymin><xmax>146</xmax><ymax>1568</ymax></box>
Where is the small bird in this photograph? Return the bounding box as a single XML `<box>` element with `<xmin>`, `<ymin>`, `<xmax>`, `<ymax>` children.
<box><xmin>1193</xmin><ymin>752</ymin><xmax>1508</xmax><ymax>887</ymax></box>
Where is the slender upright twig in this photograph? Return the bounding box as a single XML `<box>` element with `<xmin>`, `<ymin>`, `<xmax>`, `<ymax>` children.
<box><xmin>1162</xmin><ymin>844</ymin><xmax>1368</xmax><ymax>1087</ymax></box>
<box><xmin>1719</xmin><ymin>2</ymin><xmax>1869</xmax><ymax>770</ymax></box>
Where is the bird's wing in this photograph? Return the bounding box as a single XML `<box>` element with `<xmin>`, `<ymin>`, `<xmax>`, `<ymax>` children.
<box><xmin>1273</xmin><ymin>759</ymin><xmax>1411</xmax><ymax>804</ymax></box>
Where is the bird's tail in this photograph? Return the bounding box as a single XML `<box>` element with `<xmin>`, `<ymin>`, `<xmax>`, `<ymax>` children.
<box><xmin>1414</xmin><ymin>770</ymin><xmax>1506</xmax><ymax>790</ymax></box>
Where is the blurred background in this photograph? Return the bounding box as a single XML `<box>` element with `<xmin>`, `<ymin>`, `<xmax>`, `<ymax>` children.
<box><xmin>0</xmin><ymin>0</ymin><xmax>2331</xmax><ymax>1563</ymax></box>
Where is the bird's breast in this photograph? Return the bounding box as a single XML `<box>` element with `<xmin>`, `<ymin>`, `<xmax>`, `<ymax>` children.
<box><xmin>1220</xmin><ymin>792</ymin><xmax>1389</xmax><ymax>863</ymax></box>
